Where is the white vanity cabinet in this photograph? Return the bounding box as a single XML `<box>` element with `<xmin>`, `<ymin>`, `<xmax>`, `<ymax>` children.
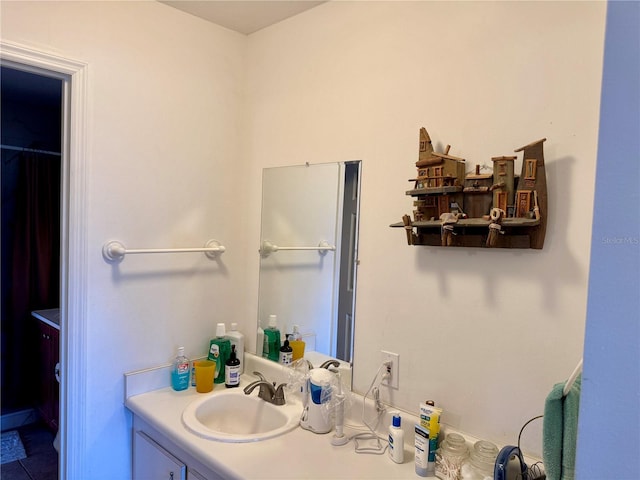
<box><xmin>133</xmin><ymin>430</ymin><xmax>186</xmax><ymax>480</ymax></box>
<box><xmin>132</xmin><ymin>416</ymin><xmax>227</xmax><ymax>480</ymax></box>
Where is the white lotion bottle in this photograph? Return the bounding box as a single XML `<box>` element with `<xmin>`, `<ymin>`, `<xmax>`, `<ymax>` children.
<box><xmin>388</xmin><ymin>413</ymin><xmax>405</xmax><ymax>464</ymax></box>
<box><xmin>256</xmin><ymin>326</ymin><xmax>264</xmax><ymax>357</ymax></box>
<box><xmin>227</xmin><ymin>322</ymin><xmax>245</xmax><ymax>374</ymax></box>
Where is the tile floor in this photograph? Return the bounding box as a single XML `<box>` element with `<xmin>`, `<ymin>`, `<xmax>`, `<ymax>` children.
<box><xmin>1</xmin><ymin>422</ymin><xmax>58</xmax><ymax>480</ymax></box>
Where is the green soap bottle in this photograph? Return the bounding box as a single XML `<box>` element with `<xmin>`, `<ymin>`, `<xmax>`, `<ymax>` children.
<box><xmin>263</xmin><ymin>314</ymin><xmax>281</xmax><ymax>362</ymax></box>
<box><xmin>208</xmin><ymin>322</ymin><xmax>231</xmax><ymax>384</ymax></box>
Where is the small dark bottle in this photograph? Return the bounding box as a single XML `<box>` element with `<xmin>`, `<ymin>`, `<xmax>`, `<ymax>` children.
<box><xmin>279</xmin><ymin>336</ymin><xmax>293</xmax><ymax>366</ymax></box>
<box><xmin>225</xmin><ymin>345</ymin><xmax>241</xmax><ymax>388</ymax></box>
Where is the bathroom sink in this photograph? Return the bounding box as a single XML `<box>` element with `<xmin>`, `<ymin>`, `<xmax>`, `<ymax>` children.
<box><xmin>182</xmin><ymin>389</ymin><xmax>302</xmax><ymax>443</ymax></box>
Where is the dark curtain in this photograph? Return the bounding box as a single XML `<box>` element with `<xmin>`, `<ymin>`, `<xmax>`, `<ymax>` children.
<box><xmin>1</xmin><ymin>150</ymin><xmax>60</xmax><ymax>411</ymax></box>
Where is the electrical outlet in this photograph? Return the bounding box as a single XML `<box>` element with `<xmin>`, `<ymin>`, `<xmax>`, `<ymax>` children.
<box><xmin>381</xmin><ymin>351</ymin><xmax>399</xmax><ymax>389</ymax></box>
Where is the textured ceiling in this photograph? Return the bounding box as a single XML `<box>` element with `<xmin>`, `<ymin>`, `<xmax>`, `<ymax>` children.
<box><xmin>160</xmin><ymin>1</ymin><xmax>325</xmax><ymax>35</ymax></box>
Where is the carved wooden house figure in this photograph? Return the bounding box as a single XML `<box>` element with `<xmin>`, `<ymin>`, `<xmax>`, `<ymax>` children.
<box><xmin>410</xmin><ymin>128</ymin><xmax>466</xmax><ymax>221</ymax></box>
<box><xmin>513</xmin><ymin>138</ymin><xmax>546</xmax><ymax>219</ymax></box>
<box><xmin>490</xmin><ymin>155</ymin><xmax>516</xmax><ymax>214</ymax></box>
<box><xmin>463</xmin><ymin>164</ymin><xmax>494</xmax><ymax>218</ymax></box>
<box><xmin>395</xmin><ymin>128</ymin><xmax>548</xmax><ymax>249</ymax></box>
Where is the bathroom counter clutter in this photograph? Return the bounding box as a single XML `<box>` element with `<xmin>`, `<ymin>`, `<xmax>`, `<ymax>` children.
<box><xmin>126</xmin><ymin>380</ymin><xmax>421</xmax><ymax>479</ymax></box>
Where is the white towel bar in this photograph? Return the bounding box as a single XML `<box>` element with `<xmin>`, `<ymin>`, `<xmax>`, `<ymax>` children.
<box><xmin>563</xmin><ymin>358</ymin><xmax>583</xmax><ymax>397</ymax></box>
<box><xmin>259</xmin><ymin>240</ymin><xmax>335</xmax><ymax>258</ymax></box>
<box><xmin>102</xmin><ymin>239</ymin><xmax>225</xmax><ymax>263</ymax></box>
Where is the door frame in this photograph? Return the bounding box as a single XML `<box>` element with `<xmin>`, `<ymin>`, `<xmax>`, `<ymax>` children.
<box><xmin>1</xmin><ymin>40</ymin><xmax>89</xmax><ymax>479</ymax></box>
<box><xmin>334</xmin><ymin>160</ymin><xmax>361</xmax><ymax>363</ymax></box>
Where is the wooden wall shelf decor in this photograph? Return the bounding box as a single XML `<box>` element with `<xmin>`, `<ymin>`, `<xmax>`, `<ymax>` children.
<box><xmin>391</xmin><ymin>127</ymin><xmax>548</xmax><ymax>249</ymax></box>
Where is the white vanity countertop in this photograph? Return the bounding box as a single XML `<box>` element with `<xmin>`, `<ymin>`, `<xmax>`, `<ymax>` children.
<box><xmin>126</xmin><ymin>381</ymin><xmax>422</xmax><ymax>479</ymax></box>
<box><xmin>125</xmin><ymin>354</ymin><xmax>541</xmax><ymax>479</ymax></box>
<box><xmin>31</xmin><ymin>308</ymin><xmax>60</xmax><ymax>330</ymax></box>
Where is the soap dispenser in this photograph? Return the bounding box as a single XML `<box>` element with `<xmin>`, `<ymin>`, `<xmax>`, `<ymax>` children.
<box><xmin>279</xmin><ymin>335</ymin><xmax>293</xmax><ymax>366</ymax></box>
<box><xmin>263</xmin><ymin>314</ymin><xmax>281</xmax><ymax>362</ymax></box>
<box><xmin>208</xmin><ymin>323</ymin><xmax>231</xmax><ymax>384</ymax></box>
<box><xmin>225</xmin><ymin>345</ymin><xmax>241</xmax><ymax>388</ymax></box>
<box><xmin>171</xmin><ymin>347</ymin><xmax>190</xmax><ymax>391</ymax></box>
<box><xmin>289</xmin><ymin>325</ymin><xmax>305</xmax><ymax>361</ymax></box>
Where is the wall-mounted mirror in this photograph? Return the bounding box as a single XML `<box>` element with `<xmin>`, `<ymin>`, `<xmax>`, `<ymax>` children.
<box><xmin>257</xmin><ymin>161</ymin><xmax>361</xmax><ymax>363</ymax></box>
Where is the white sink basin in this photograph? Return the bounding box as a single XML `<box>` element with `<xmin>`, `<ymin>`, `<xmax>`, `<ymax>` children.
<box><xmin>182</xmin><ymin>389</ymin><xmax>301</xmax><ymax>443</ymax></box>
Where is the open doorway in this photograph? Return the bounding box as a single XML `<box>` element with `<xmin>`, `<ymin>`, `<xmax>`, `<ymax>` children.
<box><xmin>1</xmin><ymin>65</ymin><xmax>62</xmax><ymax>478</ymax></box>
<box><xmin>2</xmin><ymin>42</ymin><xmax>89</xmax><ymax>479</ymax></box>
<box><xmin>335</xmin><ymin>161</ymin><xmax>360</xmax><ymax>363</ymax></box>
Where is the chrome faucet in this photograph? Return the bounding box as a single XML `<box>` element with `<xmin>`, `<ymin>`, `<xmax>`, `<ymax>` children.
<box><xmin>319</xmin><ymin>359</ymin><xmax>340</xmax><ymax>369</ymax></box>
<box><xmin>243</xmin><ymin>371</ymin><xmax>287</xmax><ymax>406</ymax></box>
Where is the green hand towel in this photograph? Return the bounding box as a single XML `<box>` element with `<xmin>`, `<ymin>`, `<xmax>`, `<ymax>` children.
<box><xmin>543</xmin><ymin>374</ymin><xmax>581</xmax><ymax>480</ymax></box>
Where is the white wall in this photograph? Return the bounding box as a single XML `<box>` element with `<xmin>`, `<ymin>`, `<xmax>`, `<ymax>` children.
<box><xmin>2</xmin><ymin>2</ymin><xmax>248</xmax><ymax>478</ymax></box>
<box><xmin>244</xmin><ymin>1</ymin><xmax>606</xmax><ymax>457</ymax></box>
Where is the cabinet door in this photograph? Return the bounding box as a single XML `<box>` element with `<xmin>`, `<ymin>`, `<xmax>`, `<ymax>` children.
<box><xmin>37</xmin><ymin>321</ymin><xmax>59</xmax><ymax>431</ymax></box>
<box><xmin>49</xmin><ymin>327</ymin><xmax>59</xmax><ymax>430</ymax></box>
<box><xmin>133</xmin><ymin>431</ymin><xmax>186</xmax><ymax>480</ymax></box>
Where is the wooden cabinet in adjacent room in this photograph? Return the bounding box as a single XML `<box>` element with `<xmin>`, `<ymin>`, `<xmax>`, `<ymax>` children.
<box><xmin>34</xmin><ymin>313</ymin><xmax>60</xmax><ymax>431</ymax></box>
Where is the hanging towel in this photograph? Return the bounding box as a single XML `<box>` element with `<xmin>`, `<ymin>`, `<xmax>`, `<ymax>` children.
<box><xmin>543</xmin><ymin>374</ymin><xmax>581</xmax><ymax>480</ymax></box>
